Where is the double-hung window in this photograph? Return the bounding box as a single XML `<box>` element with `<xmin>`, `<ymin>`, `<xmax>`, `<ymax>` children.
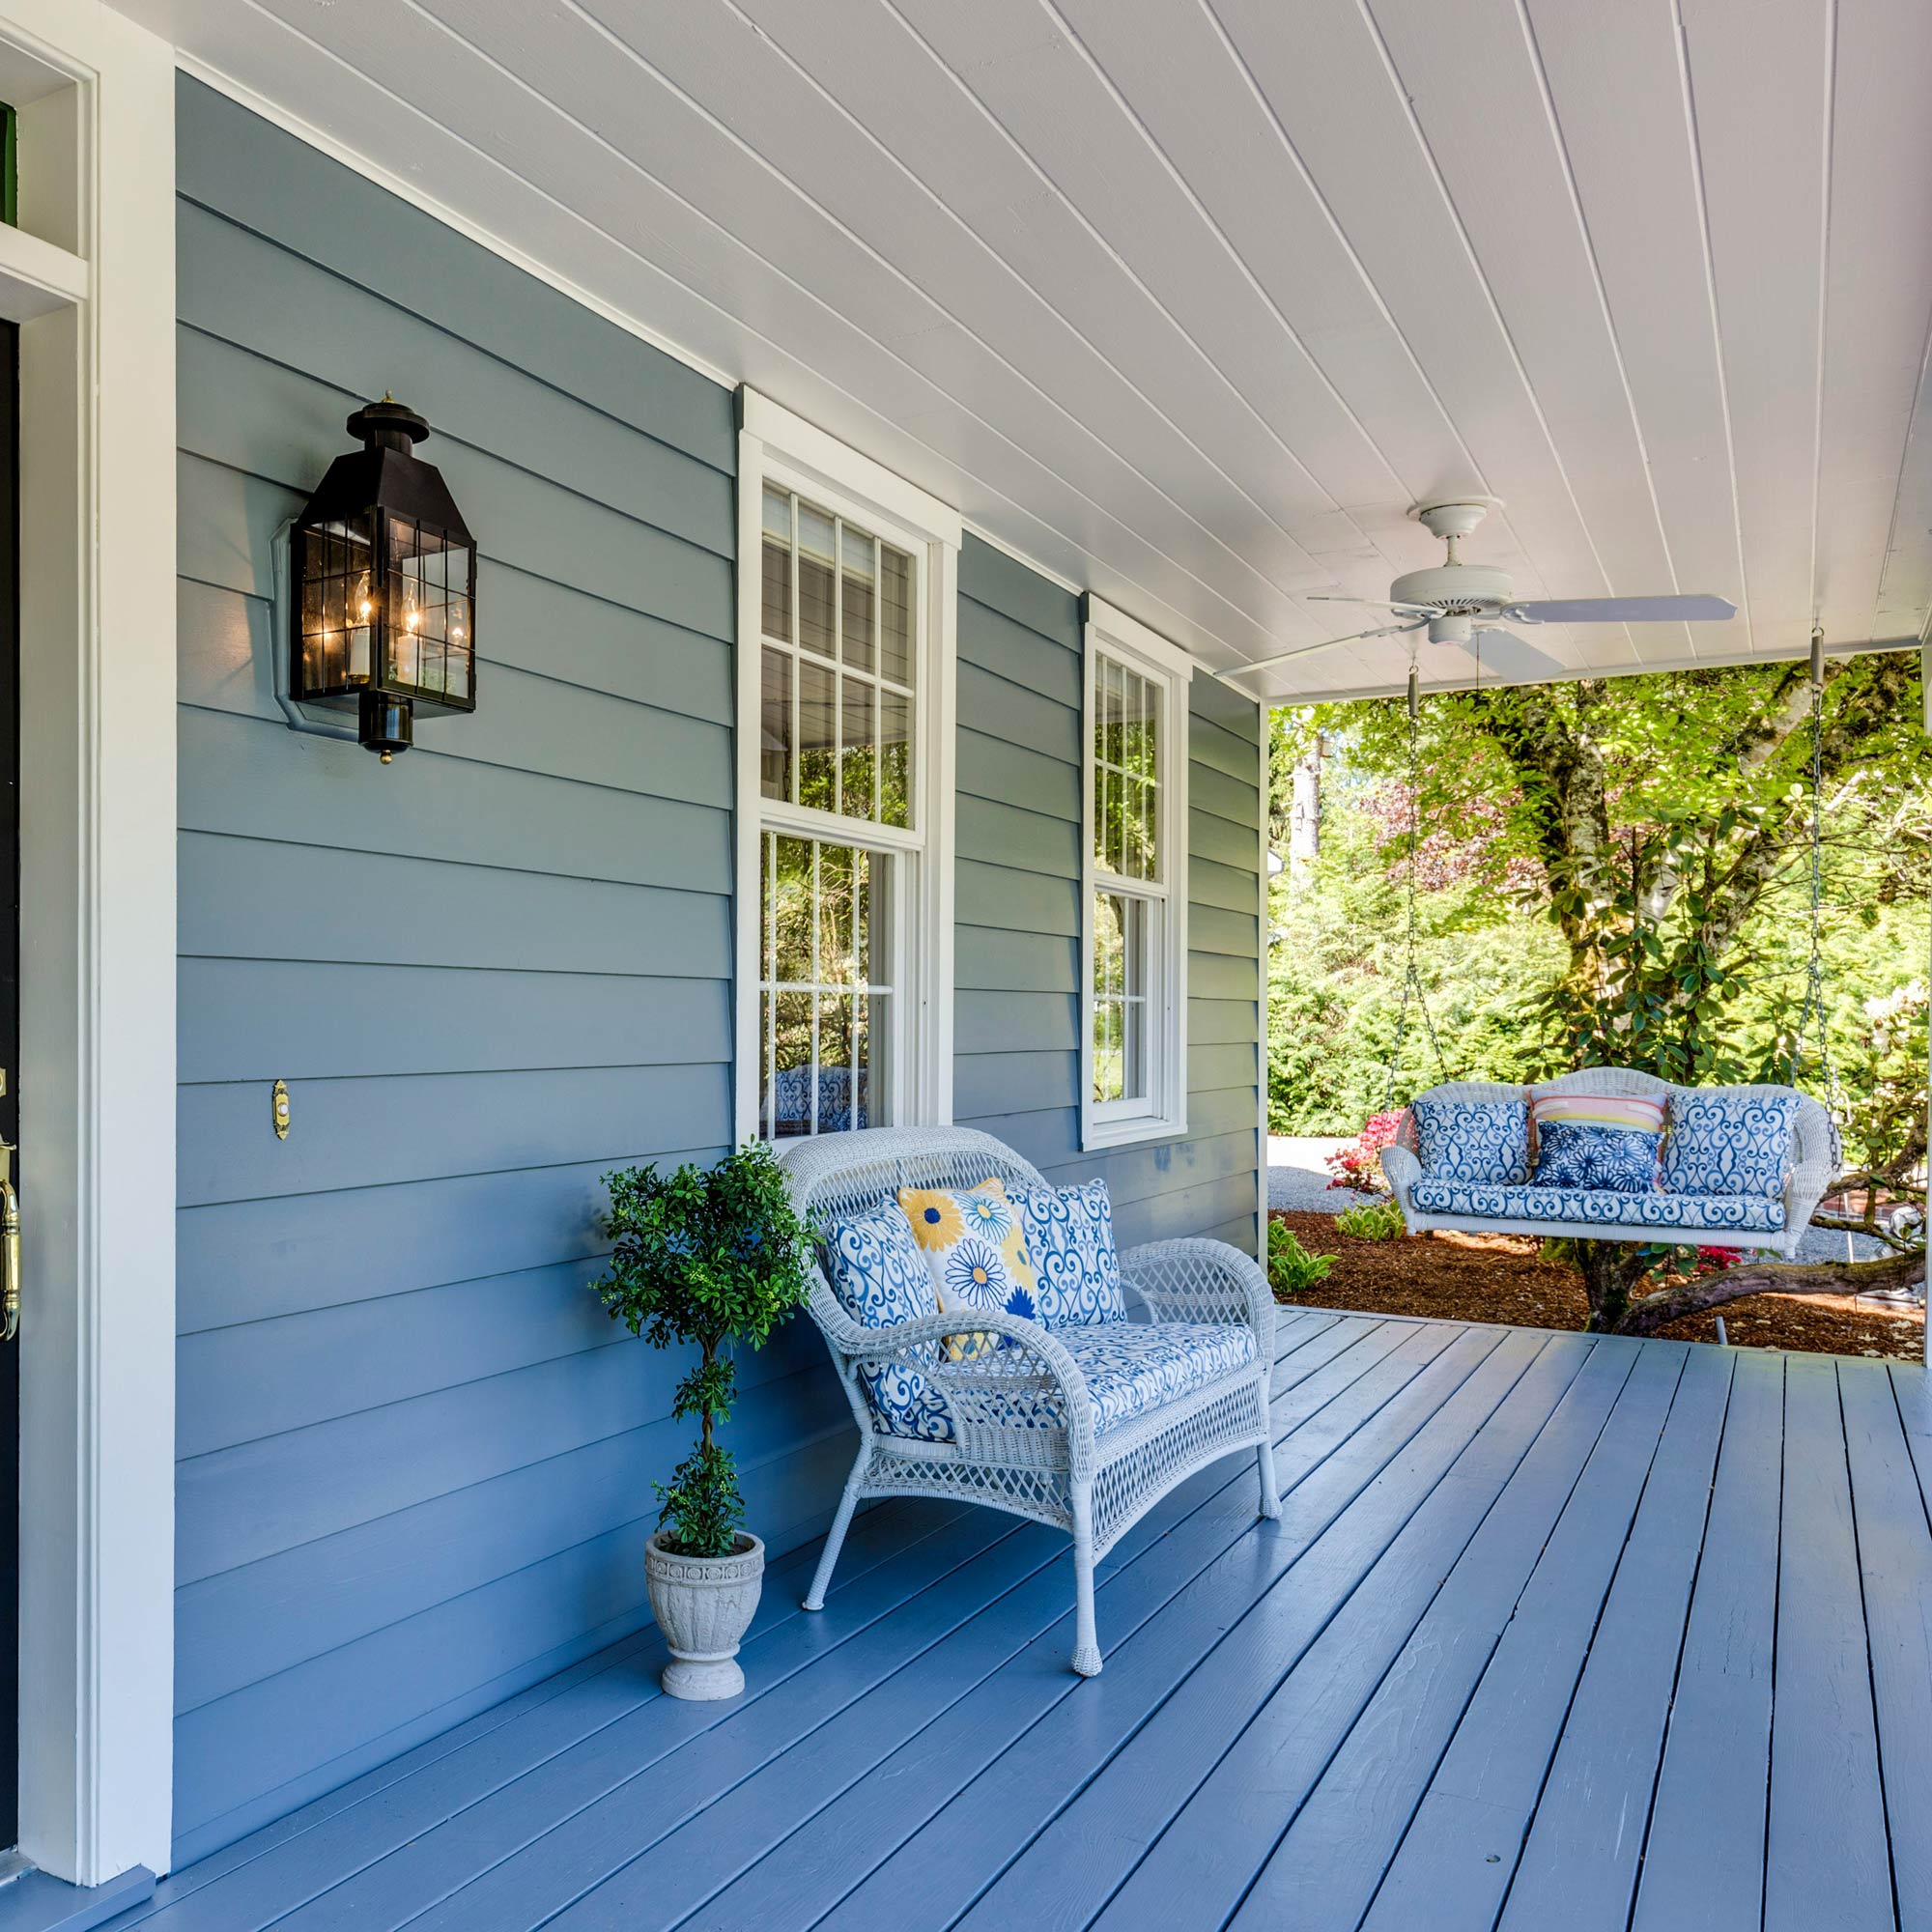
<box><xmin>735</xmin><ymin>391</ymin><xmax>959</xmax><ymax>1144</ymax></box>
<box><xmin>1082</xmin><ymin>597</ymin><xmax>1191</xmax><ymax>1150</ymax></box>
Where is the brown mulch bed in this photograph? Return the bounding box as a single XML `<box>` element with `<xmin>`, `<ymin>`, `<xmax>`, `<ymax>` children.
<box><xmin>1272</xmin><ymin>1209</ymin><xmax>1925</xmax><ymax>1364</ymax></box>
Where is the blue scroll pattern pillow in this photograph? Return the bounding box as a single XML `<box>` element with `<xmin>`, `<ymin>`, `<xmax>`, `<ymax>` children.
<box><xmin>1009</xmin><ymin>1180</ymin><xmax>1126</xmax><ymax>1329</ymax></box>
<box><xmin>1411</xmin><ymin>1097</ymin><xmax>1531</xmax><ymax>1185</ymax></box>
<box><xmin>1530</xmin><ymin>1122</ymin><xmax>1660</xmax><ymax>1194</ymax></box>
<box><xmin>1661</xmin><ymin>1094</ymin><xmax>1795</xmax><ymax>1201</ymax></box>
<box><xmin>824</xmin><ymin>1205</ymin><xmax>952</xmax><ymax>1442</ymax></box>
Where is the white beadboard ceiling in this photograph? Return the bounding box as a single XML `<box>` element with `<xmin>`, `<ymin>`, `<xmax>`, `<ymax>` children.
<box><xmin>123</xmin><ymin>0</ymin><xmax>1932</xmax><ymax>700</ymax></box>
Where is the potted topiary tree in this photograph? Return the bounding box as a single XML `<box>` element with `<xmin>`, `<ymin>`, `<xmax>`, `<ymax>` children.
<box><xmin>592</xmin><ymin>1142</ymin><xmax>812</xmax><ymax>1700</ymax></box>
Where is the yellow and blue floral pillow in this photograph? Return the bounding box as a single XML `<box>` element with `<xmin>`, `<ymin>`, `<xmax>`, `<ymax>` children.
<box><xmin>896</xmin><ymin>1179</ymin><xmax>1041</xmax><ymax>1361</ymax></box>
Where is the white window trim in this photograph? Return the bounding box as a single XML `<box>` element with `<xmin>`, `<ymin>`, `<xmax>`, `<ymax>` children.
<box><xmin>733</xmin><ymin>389</ymin><xmax>958</xmax><ymax>1148</ymax></box>
<box><xmin>1082</xmin><ymin>596</ymin><xmax>1191</xmax><ymax>1152</ymax></box>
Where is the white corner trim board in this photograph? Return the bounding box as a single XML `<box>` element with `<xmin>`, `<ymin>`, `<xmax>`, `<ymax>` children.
<box><xmin>4</xmin><ymin>0</ymin><xmax>179</xmax><ymax>1889</ymax></box>
<box><xmin>733</xmin><ymin>388</ymin><xmax>958</xmax><ymax>1149</ymax></box>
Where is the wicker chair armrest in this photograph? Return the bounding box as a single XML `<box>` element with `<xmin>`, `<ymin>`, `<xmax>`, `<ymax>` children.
<box><xmin>1119</xmin><ymin>1236</ymin><xmax>1274</xmax><ymax>1342</ymax></box>
<box><xmin>1784</xmin><ymin>1149</ymin><xmax>1840</xmax><ymax>1236</ymax></box>
<box><xmin>806</xmin><ymin>1280</ymin><xmax>1094</xmax><ymax>1432</ymax></box>
<box><xmin>1380</xmin><ymin>1140</ymin><xmax>1422</xmax><ymax>1211</ymax></box>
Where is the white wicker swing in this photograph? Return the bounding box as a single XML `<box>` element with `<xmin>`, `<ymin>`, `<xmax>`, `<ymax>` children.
<box><xmin>782</xmin><ymin>1126</ymin><xmax>1280</xmax><ymax>1678</ymax></box>
<box><xmin>1375</xmin><ymin>640</ymin><xmax>1844</xmax><ymax>1254</ymax></box>
<box><xmin>1381</xmin><ymin>1067</ymin><xmax>1839</xmax><ymax>1257</ymax></box>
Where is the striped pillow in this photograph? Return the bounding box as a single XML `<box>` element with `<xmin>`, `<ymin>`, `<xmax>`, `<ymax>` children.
<box><xmin>1528</xmin><ymin>1091</ymin><xmax>1664</xmax><ymax>1191</ymax></box>
<box><xmin>1529</xmin><ymin>1091</ymin><xmax>1666</xmax><ymax>1140</ymax></box>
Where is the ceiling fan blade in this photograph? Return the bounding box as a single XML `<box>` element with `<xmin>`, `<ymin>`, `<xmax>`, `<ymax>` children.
<box><xmin>1305</xmin><ymin>595</ymin><xmax>1427</xmax><ymax>611</ymax></box>
<box><xmin>1506</xmin><ymin>593</ymin><xmax>1737</xmax><ymax>625</ymax></box>
<box><xmin>1463</xmin><ymin>629</ymin><xmax>1566</xmax><ymax>683</ymax></box>
<box><xmin>1227</xmin><ymin>617</ymin><xmax>1429</xmax><ymax>682</ymax></box>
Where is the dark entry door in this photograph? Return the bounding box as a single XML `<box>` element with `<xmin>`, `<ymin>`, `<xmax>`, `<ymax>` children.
<box><xmin>0</xmin><ymin>317</ymin><xmax>20</xmax><ymax>1850</ymax></box>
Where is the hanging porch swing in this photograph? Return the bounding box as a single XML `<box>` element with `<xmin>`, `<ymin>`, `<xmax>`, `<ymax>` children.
<box><xmin>1377</xmin><ymin>635</ymin><xmax>1842</xmax><ymax>1257</ymax></box>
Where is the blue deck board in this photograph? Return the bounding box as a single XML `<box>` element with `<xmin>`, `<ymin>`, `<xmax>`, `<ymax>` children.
<box><xmin>1494</xmin><ymin>1343</ymin><xmax>1735</xmax><ymax>1931</ymax></box>
<box><xmin>993</xmin><ymin>1332</ymin><xmax>1594</xmax><ymax>1931</ymax></box>
<box><xmin>1103</xmin><ymin>1333</ymin><xmax>1633</xmax><ymax>1932</ymax></box>
<box><xmin>1629</xmin><ymin>1350</ymin><xmax>1784</xmax><ymax>1932</ymax></box>
<box><xmin>1839</xmin><ymin>1360</ymin><xmax>1932</xmax><ymax>1930</ymax></box>
<box><xmin>1765</xmin><ymin>1356</ymin><xmax>1894</xmax><ymax>1932</ymax></box>
<box><xmin>115</xmin><ymin>1321</ymin><xmax>1926</xmax><ymax>1932</ymax></box>
<box><xmin>1234</xmin><ymin>1337</ymin><xmax>1689</xmax><ymax>1932</ymax></box>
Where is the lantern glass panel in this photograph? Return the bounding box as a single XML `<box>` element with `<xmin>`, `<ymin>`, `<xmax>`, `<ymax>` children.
<box><xmin>385</xmin><ymin>514</ymin><xmax>474</xmax><ymax>705</ymax></box>
<box><xmin>297</xmin><ymin>515</ymin><xmax>376</xmax><ymax>696</ymax></box>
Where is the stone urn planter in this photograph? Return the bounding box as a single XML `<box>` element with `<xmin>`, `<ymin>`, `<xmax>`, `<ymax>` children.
<box><xmin>644</xmin><ymin>1529</ymin><xmax>765</xmax><ymax>1700</ymax></box>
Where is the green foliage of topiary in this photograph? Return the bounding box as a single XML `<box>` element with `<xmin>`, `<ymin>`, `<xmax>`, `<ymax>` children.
<box><xmin>593</xmin><ymin>1143</ymin><xmax>812</xmax><ymax>1558</ymax></box>
<box><xmin>1267</xmin><ymin>1220</ymin><xmax>1337</xmax><ymax>1297</ymax></box>
<box><xmin>1335</xmin><ymin>1197</ymin><xmax>1407</xmax><ymax>1242</ymax></box>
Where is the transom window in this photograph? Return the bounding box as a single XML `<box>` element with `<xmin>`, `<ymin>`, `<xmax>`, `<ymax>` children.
<box><xmin>734</xmin><ymin>391</ymin><xmax>959</xmax><ymax>1146</ymax></box>
<box><xmin>1082</xmin><ymin>599</ymin><xmax>1191</xmax><ymax>1150</ymax></box>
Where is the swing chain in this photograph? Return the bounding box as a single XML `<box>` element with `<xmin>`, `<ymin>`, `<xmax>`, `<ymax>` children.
<box><xmin>1382</xmin><ymin>665</ymin><xmax>1451</xmax><ymax>1115</ymax></box>
<box><xmin>1787</xmin><ymin>628</ymin><xmax>1839</xmax><ymax>1106</ymax></box>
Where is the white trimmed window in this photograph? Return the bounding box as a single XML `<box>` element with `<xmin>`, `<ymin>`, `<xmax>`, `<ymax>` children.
<box><xmin>735</xmin><ymin>391</ymin><xmax>959</xmax><ymax>1144</ymax></box>
<box><xmin>1082</xmin><ymin>597</ymin><xmax>1191</xmax><ymax>1150</ymax></box>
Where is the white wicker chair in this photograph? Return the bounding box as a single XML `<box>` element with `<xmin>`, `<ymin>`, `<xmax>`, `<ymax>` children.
<box><xmin>1381</xmin><ymin>1067</ymin><xmax>1840</xmax><ymax>1258</ymax></box>
<box><xmin>781</xmin><ymin>1125</ymin><xmax>1279</xmax><ymax>1677</ymax></box>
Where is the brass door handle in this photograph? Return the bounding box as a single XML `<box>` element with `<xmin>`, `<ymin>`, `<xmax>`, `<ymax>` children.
<box><xmin>0</xmin><ymin>1138</ymin><xmax>18</xmax><ymax>1343</ymax></box>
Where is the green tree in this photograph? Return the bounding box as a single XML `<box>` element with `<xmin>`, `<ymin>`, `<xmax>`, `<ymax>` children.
<box><xmin>1268</xmin><ymin>654</ymin><xmax>1932</xmax><ymax>1329</ymax></box>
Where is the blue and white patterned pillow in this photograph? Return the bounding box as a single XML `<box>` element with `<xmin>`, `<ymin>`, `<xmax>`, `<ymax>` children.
<box><xmin>823</xmin><ymin>1206</ymin><xmax>951</xmax><ymax>1441</ymax></box>
<box><xmin>1009</xmin><ymin>1180</ymin><xmax>1125</xmax><ymax>1329</ymax></box>
<box><xmin>1530</xmin><ymin>1122</ymin><xmax>1660</xmax><ymax>1194</ymax></box>
<box><xmin>1661</xmin><ymin>1094</ymin><xmax>1795</xmax><ymax>1201</ymax></box>
<box><xmin>1411</xmin><ymin>1097</ymin><xmax>1531</xmax><ymax>1185</ymax></box>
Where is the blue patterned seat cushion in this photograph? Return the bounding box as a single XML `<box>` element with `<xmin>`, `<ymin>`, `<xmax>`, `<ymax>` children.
<box><xmin>1661</xmin><ymin>1094</ymin><xmax>1796</xmax><ymax>1200</ymax></box>
<box><xmin>860</xmin><ymin>1320</ymin><xmax>1256</xmax><ymax>1445</ymax></box>
<box><xmin>1409</xmin><ymin>1178</ymin><xmax>1785</xmax><ymax>1235</ymax></box>
<box><xmin>1007</xmin><ymin>1180</ymin><xmax>1126</xmax><ymax>1328</ymax></box>
<box><xmin>823</xmin><ymin>1206</ymin><xmax>951</xmax><ymax>1442</ymax></box>
<box><xmin>1530</xmin><ymin>1122</ymin><xmax>1660</xmax><ymax>1194</ymax></box>
<box><xmin>1411</xmin><ymin>1096</ymin><xmax>1530</xmax><ymax>1185</ymax></box>
<box><xmin>1052</xmin><ymin>1322</ymin><xmax>1257</xmax><ymax>1434</ymax></box>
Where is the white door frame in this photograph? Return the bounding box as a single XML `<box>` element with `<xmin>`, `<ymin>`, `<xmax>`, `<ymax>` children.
<box><xmin>1</xmin><ymin>0</ymin><xmax>176</xmax><ymax>1888</ymax></box>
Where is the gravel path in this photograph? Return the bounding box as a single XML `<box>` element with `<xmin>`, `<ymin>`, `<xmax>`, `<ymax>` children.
<box><xmin>1266</xmin><ymin>1136</ymin><xmax>1379</xmax><ymax>1214</ymax></box>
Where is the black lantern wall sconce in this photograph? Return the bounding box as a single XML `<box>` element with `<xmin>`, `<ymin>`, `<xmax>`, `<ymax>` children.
<box><xmin>287</xmin><ymin>396</ymin><xmax>476</xmax><ymax>762</ymax></box>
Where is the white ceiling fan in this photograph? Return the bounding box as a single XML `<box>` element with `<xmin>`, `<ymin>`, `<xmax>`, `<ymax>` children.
<box><xmin>1231</xmin><ymin>497</ymin><xmax>1736</xmax><ymax>688</ymax></box>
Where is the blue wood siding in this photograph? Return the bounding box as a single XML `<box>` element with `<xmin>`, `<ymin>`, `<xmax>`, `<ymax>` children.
<box><xmin>167</xmin><ymin>75</ymin><xmax>835</xmax><ymax>1865</ymax></box>
<box><xmin>171</xmin><ymin>82</ymin><xmax>1264</xmax><ymax>1865</ymax></box>
<box><xmin>954</xmin><ymin>537</ymin><xmax>1264</xmax><ymax>1252</ymax></box>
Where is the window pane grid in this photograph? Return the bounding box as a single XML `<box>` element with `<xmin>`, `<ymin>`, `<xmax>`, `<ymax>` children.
<box><xmin>1094</xmin><ymin>650</ymin><xmax>1159</xmax><ymax>884</ymax></box>
<box><xmin>760</xmin><ymin>831</ymin><xmax>894</xmax><ymax>1138</ymax></box>
<box><xmin>759</xmin><ymin>485</ymin><xmax>915</xmax><ymax>837</ymax></box>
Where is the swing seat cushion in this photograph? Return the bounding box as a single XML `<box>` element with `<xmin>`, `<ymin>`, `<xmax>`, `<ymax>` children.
<box><xmin>1660</xmin><ymin>1093</ymin><xmax>1796</xmax><ymax>1200</ymax></box>
<box><xmin>1411</xmin><ymin>1096</ymin><xmax>1530</xmax><ymax>1184</ymax></box>
<box><xmin>1407</xmin><ymin>1178</ymin><xmax>1787</xmax><ymax>1236</ymax></box>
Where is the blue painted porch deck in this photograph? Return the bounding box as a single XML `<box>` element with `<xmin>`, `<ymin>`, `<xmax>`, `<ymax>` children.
<box><xmin>116</xmin><ymin>1310</ymin><xmax>1932</xmax><ymax>1932</ymax></box>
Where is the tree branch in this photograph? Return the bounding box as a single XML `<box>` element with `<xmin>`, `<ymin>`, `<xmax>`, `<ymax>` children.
<box><xmin>1616</xmin><ymin>1247</ymin><xmax>1925</xmax><ymax>1334</ymax></box>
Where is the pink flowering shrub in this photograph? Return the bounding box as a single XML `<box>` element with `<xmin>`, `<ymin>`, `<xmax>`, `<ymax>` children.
<box><xmin>1325</xmin><ymin>1112</ymin><xmax>1404</xmax><ymax>1195</ymax></box>
<box><xmin>1692</xmin><ymin>1245</ymin><xmax>1745</xmax><ymax>1274</ymax></box>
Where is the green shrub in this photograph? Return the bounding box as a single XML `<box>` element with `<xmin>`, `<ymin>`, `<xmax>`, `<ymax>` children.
<box><xmin>1267</xmin><ymin>1221</ymin><xmax>1338</xmax><ymax>1298</ymax></box>
<box><xmin>592</xmin><ymin>1143</ymin><xmax>812</xmax><ymax>1557</ymax></box>
<box><xmin>1336</xmin><ymin>1197</ymin><xmax>1406</xmax><ymax>1241</ymax></box>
